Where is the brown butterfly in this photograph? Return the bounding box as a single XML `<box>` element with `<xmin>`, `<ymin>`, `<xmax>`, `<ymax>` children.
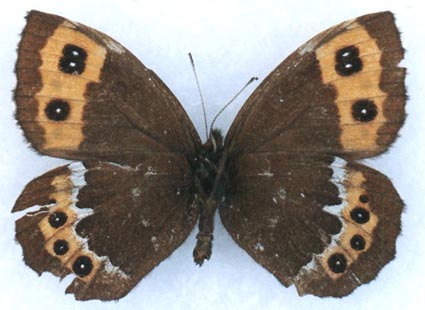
<box><xmin>13</xmin><ymin>10</ymin><xmax>405</xmax><ymax>300</ymax></box>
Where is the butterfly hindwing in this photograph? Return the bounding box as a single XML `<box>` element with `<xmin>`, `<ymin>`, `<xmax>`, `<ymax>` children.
<box><xmin>13</xmin><ymin>154</ymin><xmax>198</xmax><ymax>300</ymax></box>
<box><xmin>220</xmin><ymin>154</ymin><xmax>403</xmax><ymax>297</ymax></box>
<box><xmin>15</xmin><ymin>10</ymin><xmax>201</xmax><ymax>166</ymax></box>
<box><xmin>225</xmin><ymin>11</ymin><xmax>405</xmax><ymax>160</ymax></box>
<box><xmin>293</xmin><ymin>160</ymin><xmax>403</xmax><ymax>296</ymax></box>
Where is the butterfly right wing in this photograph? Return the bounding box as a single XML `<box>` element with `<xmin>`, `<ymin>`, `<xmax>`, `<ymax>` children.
<box><xmin>15</xmin><ymin>10</ymin><xmax>201</xmax><ymax>166</ymax></box>
<box><xmin>12</xmin><ymin>154</ymin><xmax>198</xmax><ymax>300</ymax></box>
<box><xmin>220</xmin><ymin>11</ymin><xmax>405</xmax><ymax>297</ymax></box>
<box><xmin>225</xmin><ymin>11</ymin><xmax>405</xmax><ymax>160</ymax></box>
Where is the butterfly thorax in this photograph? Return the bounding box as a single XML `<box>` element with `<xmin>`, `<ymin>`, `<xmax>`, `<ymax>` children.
<box><xmin>192</xmin><ymin>128</ymin><xmax>226</xmax><ymax>265</ymax></box>
<box><xmin>194</xmin><ymin>129</ymin><xmax>225</xmax><ymax>197</ymax></box>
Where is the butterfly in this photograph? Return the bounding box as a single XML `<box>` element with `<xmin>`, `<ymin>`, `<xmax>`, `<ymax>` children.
<box><xmin>12</xmin><ymin>10</ymin><xmax>405</xmax><ymax>300</ymax></box>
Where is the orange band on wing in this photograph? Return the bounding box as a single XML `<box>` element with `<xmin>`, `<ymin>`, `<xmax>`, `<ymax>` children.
<box><xmin>317</xmin><ymin>23</ymin><xmax>386</xmax><ymax>154</ymax></box>
<box><xmin>35</xmin><ymin>21</ymin><xmax>106</xmax><ymax>151</ymax></box>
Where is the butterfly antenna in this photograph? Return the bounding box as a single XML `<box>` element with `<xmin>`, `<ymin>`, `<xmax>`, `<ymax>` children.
<box><xmin>188</xmin><ymin>53</ymin><xmax>209</xmax><ymax>141</ymax></box>
<box><xmin>209</xmin><ymin>76</ymin><xmax>258</xmax><ymax>137</ymax></box>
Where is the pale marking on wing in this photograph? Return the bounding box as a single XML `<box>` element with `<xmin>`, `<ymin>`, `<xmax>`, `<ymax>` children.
<box><xmin>63</xmin><ymin>19</ymin><xmax>124</xmax><ymax>54</ymax></box>
<box><xmin>316</xmin><ymin>22</ymin><xmax>386</xmax><ymax>154</ymax></box>
<box><xmin>144</xmin><ymin>166</ymin><xmax>158</xmax><ymax>176</ymax></box>
<box><xmin>62</xmin><ymin>20</ymin><xmax>77</xmax><ymax>29</ymax></box>
<box><xmin>105</xmin><ymin>163</ymin><xmax>168</xmax><ymax>176</ymax></box>
<box><xmin>22</xmin><ymin>209</ymin><xmax>49</xmax><ymax>217</ymax></box>
<box><xmin>277</xmin><ymin>187</ymin><xmax>287</xmax><ymax>201</ymax></box>
<box><xmin>254</xmin><ymin>243</ymin><xmax>265</xmax><ymax>252</ymax></box>
<box><xmin>268</xmin><ymin>217</ymin><xmax>279</xmax><ymax>228</ymax></box>
<box><xmin>257</xmin><ymin>168</ymin><xmax>274</xmax><ymax>177</ymax></box>
<box><xmin>106</xmin><ymin>161</ymin><xmax>142</xmax><ymax>171</ymax></box>
<box><xmin>141</xmin><ymin>219</ymin><xmax>151</xmax><ymax>228</ymax></box>
<box><xmin>36</xmin><ymin>22</ymin><xmax>106</xmax><ymax>151</ymax></box>
<box><xmin>296</xmin><ymin>157</ymin><xmax>348</xmax><ymax>275</ymax></box>
<box><xmin>131</xmin><ymin>187</ymin><xmax>142</xmax><ymax>197</ymax></box>
<box><xmin>102</xmin><ymin>36</ymin><xmax>125</xmax><ymax>54</ymax></box>
<box><xmin>297</xmin><ymin>19</ymin><xmax>356</xmax><ymax>56</ymax></box>
<box><xmin>151</xmin><ymin>236</ymin><xmax>160</xmax><ymax>252</ymax></box>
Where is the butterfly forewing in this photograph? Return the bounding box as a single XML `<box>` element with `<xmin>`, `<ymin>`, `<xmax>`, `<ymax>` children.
<box><xmin>15</xmin><ymin>10</ymin><xmax>201</xmax><ymax>166</ymax></box>
<box><xmin>224</xmin><ymin>11</ymin><xmax>405</xmax><ymax>160</ymax></box>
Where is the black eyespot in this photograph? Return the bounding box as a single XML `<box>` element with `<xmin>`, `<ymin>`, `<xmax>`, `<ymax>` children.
<box><xmin>327</xmin><ymin>253</ymin><xmax>347</xmax><ymax>273</ymax></box>
<box><xmin>352</xmin><ymin>100</ymin><xmax>378</xmax><ymax>122</ymax></box>
<box><xmin>335</xmin><ymin>45</ymin><xmax>362</xmax><ymax>76</ymax></box>
<box><xmin>72</xmin><ymin>256</ymin><xmax>93</xmax><ymax>277</ymax></box>
<box><xmin>350</xmin><ymin>235</ymin><xmax>366</xmax><ymax>251</ymax></box>
<box><xmin>359</xmin><ymin>194</ymin><xmax>369</xmax><ymax>204</ymax></box>
<box><xmin>59</xmin><ymin>44</ymin><xmax>87</xmax><ymax>74</ymax></box>
<box><xmin>48</xmin><ymin>199</ymin><xmax>57</xmax><ymax>205</ymax></box>
<box><xmin>53</xmin><ymin>239</ymin><xmax>69</xmax><ymax>255</ymax></box>
<box><xmin>48</xmin><ymin>211</ymin><xmax>68</xmax><ymax>228</ymax></box>
<box><xmin>350</xmin><ymin>207</ymin><xmax>370</xmax><ymax>224</ymax></box>
<box><xmin>45</xmin><ymin>99</ymin><xmax>70</xmax><ymax>121</ymax></box>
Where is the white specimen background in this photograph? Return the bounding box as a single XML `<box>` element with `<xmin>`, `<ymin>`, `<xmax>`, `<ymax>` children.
<box><xmin>0</xmin><ymin>0</ymin><xmax>424</xmax><ymax>309</ymax></box>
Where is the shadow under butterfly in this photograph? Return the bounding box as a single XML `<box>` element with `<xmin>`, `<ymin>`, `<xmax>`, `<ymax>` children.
<box><xmin>13</xmin><ymin>10</ymin><xmax>405</xmax><ymax>300</ymax></box>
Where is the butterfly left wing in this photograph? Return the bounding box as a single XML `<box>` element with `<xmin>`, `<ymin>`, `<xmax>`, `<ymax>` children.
<box><xmin>220</xmin><ymin>153</ymin><xmax>403</xmax><ymax>296</ymax></box>
<box><xmin>13</xmin><ymin>11</ymin><xmax>201</xmax><ymax>300</ymax></box>
<box><xmin>12</xmin><ymin>155</ymin><xmax>198</xmax><ymax>300</ymax></box>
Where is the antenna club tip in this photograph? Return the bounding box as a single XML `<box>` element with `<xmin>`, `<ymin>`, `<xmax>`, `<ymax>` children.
<box><xmin>188</xmin><ymin>52</ymin><xmax>195</xmax><ymax>64</ymax></box>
